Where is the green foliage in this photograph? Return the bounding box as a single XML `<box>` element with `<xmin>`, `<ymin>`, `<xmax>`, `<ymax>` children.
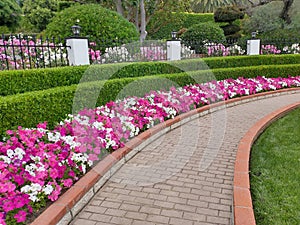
<box><xmin>44</xmin><ymin>4</ymin><xmax>139</xmax><ymax>44</ymax></box>
<box><xmin>181</xmin><ymin>22</ymin><xmax>225</xmax><ymax>41</ymax></box>
<box><xmin>0</xmin><ymin>26</ymin><xmax>10</xmax><ymax>34</ymax></box>
<box><xmin>214</xmin><ymin>5</ymin><xmax>244</xmax><ymax>39</ymax></box>
<box><xmin>0</xmin><ymin>0</ymin><xmax>22</xmax><ymax>30</ymax></box>
<box><xmin>242</xmin><ymin>1</ymin><xmax>285</xmax><ymax>33</ymax></box>
<box><xmin>22</xmin><ymin>0</ymin><xmax>58</xmax><ymax>32</ymax></box>
<box><xmin>190</xmin><ymin>0</ymin><xmax>235</xmax><ymax>13</ymax></box>
<box><xmin>1</xmin><ymin>63</ymin><xmax>300</xmax><ymax>136</ymax></box>
<box><xmin>147</xmin><ymin>12</ymin><xmax>214</xmax><ymax>40</ymax></box>
<box><xmin>258</xmin><ymin>28</ymin><xmax>300</xmax><ymax>40</ymax></box>
<box><xmin>1</xmin><ymin>54</ymin><xmax>300</xmax><ymax>97</ymax></box>
<box><xmin>181</xmin><ymin>22</ymin><xmax>225</xmax><ymax>53</ymax></box>
<box><xmin>221</xmin><ymin>24</ymin><xmax>240</xmax><ymax>35</ymax></box>
<box><xmin>214</xmin><ymin>5</ymin><xmax>244</xmax><ymax>23</ymax></box>
<box><xmin>57</xmin><ymin>1</ymin><xmax>76</xmax><ymax>11</ymax></box>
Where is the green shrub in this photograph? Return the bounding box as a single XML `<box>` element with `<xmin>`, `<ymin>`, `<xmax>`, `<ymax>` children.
<box><xmin>44</xmin><ymin>4</ymin><xmax>139</xmax><ymax>45</ymax></box>
<box><xmin>214</xmin><ymin>6</ymin><xmax>244</xmax><ymax>23</ymax></box>
<box><xmin>1</xmin><ymin>63</ymin><xmax>300</xmax><ymax>136</ymax></box>
<box><xmin>57</xmin><ymin>1</ymin><xmax>76</xmax><ymax>11</ymax></box>
<box><xmin>1</xmin><ymin>54</ymin><xmax>300</xmax><ymax>96</ymax></box>
<box><xmin>22</xmin><ymin>0</ymin><xmax>58</xmax><ymax>32</ymax></box>
<box><xmin>181</xmin><ymin>22</ymin><xmax>226</xmax><ymax>53</ymax></box>
<box><xmin>147</xmin><ymin>12</ymin><xmax>214</xmax><ymax>40</ymax></box>
<box><xmin>242</xmin><ymin>1</ymin><xmax>285</xmax><ymax>34</ymax></box>
<box><xmin>0</xmin><ymin>0</ymin><xmax>22</xmax><ymax>30</ymax></box>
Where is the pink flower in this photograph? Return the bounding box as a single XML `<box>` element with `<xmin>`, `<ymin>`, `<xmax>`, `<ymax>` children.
<box><xmin>62</xmin><ymin>178</ymin><xmax>73</xmax><ymax>188</ymax></box>
<box><xmin>14</xmin><ymin>210</ymin><xmax>27</xmax><ymax>223</ymax></box>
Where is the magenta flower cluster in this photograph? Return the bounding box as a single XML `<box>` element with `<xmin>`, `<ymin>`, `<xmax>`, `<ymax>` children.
<box><xmin>1</xmin><ymin>76</ymin><xmax>300</xmax><ymax>224</ymax></box>
<box><xmin>261</xmin><ymin>44</ymin><xmax>281</xmax><ymax>54</ymax></box>
<box><xmin>0</xmin><ymin>36</ymin><xmax>67</xmax><ymax>70</ymax></box>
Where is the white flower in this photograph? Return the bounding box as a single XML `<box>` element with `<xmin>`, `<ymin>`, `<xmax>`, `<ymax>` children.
<box><xmin>6</xmin><ymin>149</ymin><xmax>14</xmax><ymax>158</ymax></box>
<box><xmin>43</xmin><ymin>185</ymin><xmax>54</xmax><ymax>195</ymax></box>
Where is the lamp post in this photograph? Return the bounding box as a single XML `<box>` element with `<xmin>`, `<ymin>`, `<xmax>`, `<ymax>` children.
<box><xmin>167</xmin><ymin>31</ymin><xmax>181</xmax><ymax>61</ymax></box>
<box><xmin>66</xmin><ymin>19</ymin><xmax>89</xmax><ymax>65</ymax></box>
<box><xmin>171</xmin><ymin>31</ymin><xmax>177</xmax><ymax>40</ymax></box>
<box><xmin>247</xmin><ymin>31</ymin><xmax>260</xmax><ymax>55</ymax></box>
<box><xmin>71</xmin><ymin>20</ymin><xmax>81</xmax><ymax>37</ymax></box>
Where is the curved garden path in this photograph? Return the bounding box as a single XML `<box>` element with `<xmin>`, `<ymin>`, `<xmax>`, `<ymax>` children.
<box><xmin>69</xmin><ymin>91</ymin><xmax>300</xmax><ymax>225</ymax></box>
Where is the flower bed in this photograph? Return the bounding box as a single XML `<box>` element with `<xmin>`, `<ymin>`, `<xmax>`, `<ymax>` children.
<box><xmin>1</xmin><ymin>76</ymin><xmax>300</xmax><ymax>224</ymax></box>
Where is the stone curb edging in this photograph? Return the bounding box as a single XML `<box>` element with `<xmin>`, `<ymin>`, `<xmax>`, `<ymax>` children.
<box><xmin>30</xmin><ymin>88</ymin><xmax>300</xmax><ymax>225</ymax></box>
<box><xmin>233</xmin><ymin>94</ymin><xmax>300</xmax><ymax>225</ymax></box>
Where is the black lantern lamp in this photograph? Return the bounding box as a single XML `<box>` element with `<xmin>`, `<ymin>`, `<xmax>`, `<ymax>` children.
<box><xmin>171</xmin><ymin>31</ymin><xmax>177</xmax><ymax>40</ymax></box>
<box><xmin>251</xmin><ymin>31</ymin><xmax>257</xmax><ymax>39</ymax></box>
<box><xmin>71</xmin><ymin>19</ymin><xmax>81</xmax><ymax>37</ymax></box>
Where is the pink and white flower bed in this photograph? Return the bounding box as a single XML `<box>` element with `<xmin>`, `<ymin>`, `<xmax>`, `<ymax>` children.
<box><xmin>1</xmin><ymin>76</ymin><xmax>300</xmax><ymax>224</ymax></box>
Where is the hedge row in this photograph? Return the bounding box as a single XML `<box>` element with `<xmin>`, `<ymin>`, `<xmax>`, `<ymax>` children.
<box><xmin>1</xmin><ymin>54</ymin><xmax>300</xmax><ymax>97</ymax></box>
<box><xmin>1</xmin><ymin>63</ymin><xmax>300</xmax><ymax>136</ymax></box>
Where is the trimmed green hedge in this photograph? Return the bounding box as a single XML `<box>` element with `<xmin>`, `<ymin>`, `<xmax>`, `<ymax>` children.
<box><xmin>1</xmin><ymin>63</ymin><xmax>300</xmax><ymax>136</ymax></box>
<box><xmin>1</xmin><ymin>54</ymin><xmax>300</xmax><ymax>97</ymax></box>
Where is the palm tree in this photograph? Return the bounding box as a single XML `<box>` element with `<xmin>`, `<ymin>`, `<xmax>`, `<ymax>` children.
<box><xmin>191</xmin><ymin>0</ymin><xmax>235</xmax><ymax>13</ymax></box>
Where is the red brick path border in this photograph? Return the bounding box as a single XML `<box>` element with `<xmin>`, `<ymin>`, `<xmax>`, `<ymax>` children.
<box><xmin>233</xmin><ymin>97</ymin><xmax>300</xmax><ymax>225</ymax></box>
<box><xmin>30</xmin><ymin>88</ymin><xmax>300</xmax><ymax>225</ymax></box>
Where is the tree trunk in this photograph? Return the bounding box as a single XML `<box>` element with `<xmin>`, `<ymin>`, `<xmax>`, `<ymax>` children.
<box><xmin>140</xmin><ymin>0</ymin><xmax>147</xmax><ymax>42</ymax></box>
<box><xmin>280</xmin><ymin>0</ymin><xmax>294</xmax><ymax>24</ymax></box>
<box><xmin>115</xmin><ymin>0</ymin><xmax>124</xmax><ymax>16</ymax></box>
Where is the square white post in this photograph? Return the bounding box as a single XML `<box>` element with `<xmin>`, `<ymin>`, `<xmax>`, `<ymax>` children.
<box><xmin>66</xmin><ymin>38</ymin><xmax>90</xmax><ymax>66</ymax></box>
<box><xmin>167</xmin><ymin>40</ymin><xmax>181</xmax><ymax>61</ymax></box>
<box><xmin>247</xmin><ymin>39</ymin><xmax>260</xmax><ymax>55</ymax></box>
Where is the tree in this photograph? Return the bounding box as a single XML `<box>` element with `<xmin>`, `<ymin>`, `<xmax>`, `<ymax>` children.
<box><xmin>190</xmin><ymin>0</ymin><xmax>236</xmax><ymax>13</ymax></box>
<box><xmin>69</xmin><ymin>0</ymin><xmax>190</xmax><ymax>41</ymax></box>
<box><xmin>0</xmin><ymin>0</ymin><xmax>22</xmax><ymax>30</ymax></box>
<box><xmin>234</xmin><ymin>0</ymin><xmax>294</xmax><ymax>25</ymax></box>
<box><xmin>22</xmin><ymin>0</ymin><xmax>59</xmax><ymax>31</ymax></box>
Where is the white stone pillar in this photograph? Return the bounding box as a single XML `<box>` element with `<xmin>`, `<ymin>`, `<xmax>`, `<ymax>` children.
<box><xmin>66</xmin><ymin>38</ymin><xmax>90</xmax><ymax>66</ymax></box>
<box><xmin>167</xmin><ymin>40</ymin><xmax>181</xmax><ymax>61</ymax></box>
<box><xmin>247</xmin><ymin>39</ymin><xmax>260</xmax><ymax>55</ymax></box>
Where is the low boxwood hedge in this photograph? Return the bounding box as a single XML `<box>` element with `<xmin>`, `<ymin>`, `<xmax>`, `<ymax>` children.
<box><xmin>1</xmin><ymin>63</ymin><xmax>300</xmax><ymax>137</ymax></box>
<box><xmin>1</xmin><ymin>54</ymin><xmax>300</xmax><ymax>97</ymax></box>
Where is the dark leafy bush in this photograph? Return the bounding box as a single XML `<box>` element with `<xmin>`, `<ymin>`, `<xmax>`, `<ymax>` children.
<box><xmin>22</xmin><ymin>0</ymin><xmax>58</xmax><ymax>31</ymax></box>
<box><xmin>44</xmin><ymin>4</ymin><xmax>139</xmax><ymax>45</ymax></box>
<box><xmin>214</xmin><ymin>6</ymin><xmax>244</xmax><ymax>23</ymax></box>
<box><xmin>181</xmin><ymin>22</ymin><xmax>226</xmax><ymax>53</ymax></box>
<box><xmin>147</xmin><ymin>12</ymin><xmax>214</xmax><ymax>40</ymax></box>
<box><xmin>221</xmin><ymin>24</ymin><xmax>241</xmax><ymax>35</ymax></box>
<box><xmin>214</xmin><ymin>6</ymin><xmax>244</xmax><ymax>39</ymax></box>
<box><xmin>0</xmin><ymin>0</ymin><xmax>22</xmax><ymax>30</ymax></box>
<box><xmin>1</xmin><ymin>63</ymin><xmax>300</xmax><ymax>136</ymax></box>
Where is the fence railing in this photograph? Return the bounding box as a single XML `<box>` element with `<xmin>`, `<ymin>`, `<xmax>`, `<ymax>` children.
<box><xmin>0</xmin><ymin>34</ymin><xmax>69</xmax><ymax>70</ymax></box>
<box><xmin>88</xmin><ymin>39</ymin><xmax>167</xmax><ymax>64</ymax></box>
<box><xmin>1</xmin><ymin>34</ymin><xmax>299</xmax><ymax>70</ymax></box>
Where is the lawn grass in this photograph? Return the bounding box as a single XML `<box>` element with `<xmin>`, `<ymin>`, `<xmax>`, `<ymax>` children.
<box><xmin>250</xmin><ymin>107</ymin><xmax>300</xmax><ymax>225</ymax></box>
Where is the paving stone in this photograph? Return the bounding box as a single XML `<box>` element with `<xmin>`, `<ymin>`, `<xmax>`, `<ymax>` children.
<box><xmin>70</xmin><ymin>93</ymin><xmax>300</xmax><ymax>225</ymax></box>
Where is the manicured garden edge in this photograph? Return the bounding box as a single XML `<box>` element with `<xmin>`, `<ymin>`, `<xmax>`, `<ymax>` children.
<box><xmin>30</xmin><ymin>87</ymin><xmax>300</xmax><ymax>225</ymax></box>
<box><xmin>233</xmin><ymin>91</ymin><xmax>300</xmax><ymax>225</ymax></box>
<box><xmin>2</xmin><ymin>64</ymin><xmax>300</xmax><ymax>136</ymax></box>
<box><xmin>1</xmin><ymin>54</ymin><xmax>299</xmax><ymax>97</ymax></box>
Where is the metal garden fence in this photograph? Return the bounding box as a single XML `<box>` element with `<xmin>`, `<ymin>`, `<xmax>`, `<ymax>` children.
<box><xmin>1</xmin><ymin>34</ymin><xmax>299</xmax><ymax>70</ymax></box>
<box><xmin>0</xmin><ymin>34</ymin><xmax>70</xmax><ymax>70</ymax></box>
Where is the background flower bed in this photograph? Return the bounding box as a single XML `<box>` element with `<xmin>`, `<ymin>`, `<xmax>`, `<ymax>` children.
<box><xmin>2</xmin><ymin>35</ymin><xmax>300</xmax><ymax>70</ymax></box>
<box><xmin>1</xmin><ymin>75</ymin><xmax>300</xmax><ymax>225</ymax></box>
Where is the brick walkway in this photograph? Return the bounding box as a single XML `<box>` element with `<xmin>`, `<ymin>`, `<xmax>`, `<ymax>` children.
<box><xmin>70</xmin><ymin>93</ymin><xmax>300</xmax><ymax>225</ymax></box>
